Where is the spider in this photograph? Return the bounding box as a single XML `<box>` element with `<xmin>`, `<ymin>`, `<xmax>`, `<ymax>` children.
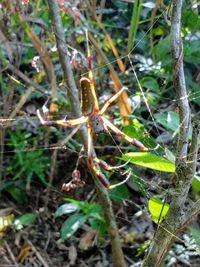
<box><xmin>37</xmin><ymin>32</ymin><xmax>148</xmax><ymax>189</ymax></box>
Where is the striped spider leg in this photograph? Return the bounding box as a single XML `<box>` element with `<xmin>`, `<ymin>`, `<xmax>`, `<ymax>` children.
<box><xmin>37</xmin><ymin>30</ymin><xmax>148</xmax><ymax>189</ymax></box>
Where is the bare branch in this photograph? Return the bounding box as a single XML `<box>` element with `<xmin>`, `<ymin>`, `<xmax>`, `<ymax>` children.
<box><xmin>142</xmin><ymin>1</ymin><xmax>200</xmax><ymax>266</ymax></box>
<box><xmin>171</xmin><ymin>0</ymin><xmax>191</xmax><ymax>166</ymax></box>
<box><xmin>46</xmin><ymin>0</ymin><xmax>81</xmax><ymax>119</ymax></box>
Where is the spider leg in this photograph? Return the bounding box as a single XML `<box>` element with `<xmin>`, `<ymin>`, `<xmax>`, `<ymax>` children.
<box><xmin>37</xmin><ymin>109</ymin><xmax>88</xmax><ymax>126</ymax></box>
<box><xmin>87</xmin><ymin>126</ymin><xmax>110</xmax><ymax>188</ymax></box>
<box><xmin>100</xmin><ymin>86</ymin><xmax>127</xmax><ymax>114</ymax></box>
<box><xmin>101</xmin><ymin>116</ymin><xmax>148</xmax><ymax>151</ymax></box>
<box><xmin>94</xmin><ymin>157</ymin><xmax>131</xmax><ymax>171</ymax></box>
<box><xmin>87</xmin><ymin>126</ymin><xmax>132</xmax><ymax>189</ymax></box>
<box><xmin>108</xmin><ymin>168</ymin><xmax>132</xmax><ymax>189</ymax></box>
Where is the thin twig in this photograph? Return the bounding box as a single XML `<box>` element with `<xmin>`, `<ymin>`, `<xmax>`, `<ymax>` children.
<box><xmin>4</xmin><ymin>240</ymin><xmax>19</xmax><ymax>266</ymax></box>
<box><xmin>6</xmin><ymin>64</ymin><xmax>44</xmax><ymax>93</ymax></box>
<box><xmin>44</xmin><ymin>125</ymin><xmax>81</xmax><ymax>211</ymax></box>
<box><xmin>9</xmin><ymin>86</ymin><xmax>34</xmax><ymax>120</ymax></box>
<box><xmin>27</xmin><ymin>240</ymin><xmax>50</xmax><ymax>267</ymax></box>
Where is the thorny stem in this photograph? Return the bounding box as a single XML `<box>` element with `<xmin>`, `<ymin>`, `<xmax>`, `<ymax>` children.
<box><xmin>142</xmin><ymin>1</ymin><xmax>200</xmax><ymax>266</ymax></box>
<box><xmin>46</xmin><ymin>1</ymin><xmax>126</xmax><ymax>266</ymax></box>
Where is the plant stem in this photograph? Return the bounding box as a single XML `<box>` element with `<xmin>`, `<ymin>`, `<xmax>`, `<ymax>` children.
<box><xmin>127</xmin><ymin>0</ymin><xmax>143</xmax><ymax>53</ymax></box>
<box><xmin>142</xmin><ymin>1</ymin><xmax>200</xmax><ymax>266</ymax></box>
<box><xmin>46</xmin><ymin>1</ymin><xmax>126</xmax><ymax>266</ymax></box>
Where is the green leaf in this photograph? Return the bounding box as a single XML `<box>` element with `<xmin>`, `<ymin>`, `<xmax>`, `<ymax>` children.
<box><xmin>16</xmin><ymin>213</ymin><xmax>37</xmax><ymax>226</ymax></box>
<box><xmin>164</xmin><ymin>148</ymin><xmax>175</xmax><ymax>163</ymax></box>
<box><xmin>182</xmin><ymin>10</ymin><xmax>200</xmax><ymax>30</ymax></box>
<box><xmin>4</xmin><ymin>185</ymin><xmax>27</xmax><ymax>204</ymax></box>
<box><xmin>55</xmin><ymin>203</ymin><xmax>80</xmax><ymax>218</ymax></box>
<box><xmin>192</xmin><ymin>176</ymin><xmax>200</xmax><ymax>194</ymax></box>
<box><xmin>184</xmin><ymin>40</ymin><xmax>200</xmax><ymax>64</ymax></box>
<box><xmin>88</xmin><ymin>217</ymin><xmax>107</xmax><ymax>236</ymax></box>
<box><xmin>154</xmin><ymin>111</ymin><xmax>179</xmax><ymax>132</ymax></box>
<box><xmin>132</xmin><ymin>173</ymin><xmax>147</xmax><ymax>196</ymax></box>
<box><xmin>141</xmin><ymin>77</ymin><xmax>159</xmax><ymax>91</ymax></box>
<box><xmin>108</xmin><ymin>182</ymin><xmax>130</xmax><ymax>202</ymax></box>
<box><xmin>153</xmin><ymin>25</ymin><xmax>165</xmax><ymax>36</ymax></box>
<box><xmin>123</xmin><ymin>119</ymin><xmax>146</xmax><ymax>140</ymax></box>
<box><xmin>122</xmin><ymin>152</ymin><xmax>175</xmax><ymax>172</ymax></box>
<box><xmin>61</xmin><ymin>213</ymin><xmax>87</xmax><ymax>240</ymax></box>
<box><xmin>189</xmin><ymin>227</ymin><xmax>200</xmax><ymax>250</ymax></box>
<box><xmin>63</xmin><ymin>199</ymin><xmax>101</xmax><ymax>217</ymax></box>
<box><xmin>63</xmin><ymin>198</ymin><xmax>84</xmax><ymax>207</ymax></box>
<box><xmin>153</xmin><ymin>36</ymin><xmax>171</xmax><ymax>66</ymax></box>
<box><xmin>148</xmin><ymin>198</ymin><xmax>170</xmax><ymax>223</ymax></box>
<box><xmin>87</xmin><ymin>204</ymin><xmax>102</xmax><ymax>218</ymax></box>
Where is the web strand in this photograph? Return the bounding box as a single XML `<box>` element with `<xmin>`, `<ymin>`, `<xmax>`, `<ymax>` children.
<box><xmin>1</xmin><ymin>4</ymin><xmax>199</xmax><ymax>257</ymax></box>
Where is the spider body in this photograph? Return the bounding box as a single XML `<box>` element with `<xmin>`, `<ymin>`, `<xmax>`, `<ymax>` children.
<box><xmin>80</xmin><ymin>77</ymin><xmax>106</xmax><ymax>134</ymax></box>
<box><xmin>88</xmin><ymin>113</ymin><xmax>106</xmax><ymax>134</ymax></box>
<box><xmin>37</xmin><ymin>33</ymin><xmax>148</xmax><ymax>189</ymax></box>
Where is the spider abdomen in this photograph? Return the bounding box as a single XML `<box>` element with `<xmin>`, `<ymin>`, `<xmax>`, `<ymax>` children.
<box><xmin>80</xmin><ymin>77</ymin><xmax>95</xmax><ymax>116</ymax></box>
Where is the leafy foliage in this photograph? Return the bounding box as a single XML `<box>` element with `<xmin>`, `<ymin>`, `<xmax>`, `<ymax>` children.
<box><xmin>14</xmin><ymin>213</ymin><xmax>38</xmax><ymax>230</ymax></box>
<box><xmin>6</xmin><ymin>128</ymin><xmax>49</xmax><ymax>187</ymax></box>
<box><xmin>122</xmin><ymin>152</ymin><xmax>175</xmax><ymax>172</ymax></box>
<box><xmin>0</xmin><ymin>1</ymin><xmax>200</xmax><ymax>265</ymax></box>
<box><xmin>56</xmin><ymin>199</ymin><xmax>106</xmax><ymax>240</ymax></box>
<box><xmin>148</xmin><ymin>198</ymin><xmax>170</xmax><ymax>224</ymax></box>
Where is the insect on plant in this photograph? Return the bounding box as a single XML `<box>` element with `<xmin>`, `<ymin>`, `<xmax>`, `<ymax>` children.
<box><xmin>37</xmin><ymin>30</ymin><xmax>149</xmax><ymax>189</ymax></box>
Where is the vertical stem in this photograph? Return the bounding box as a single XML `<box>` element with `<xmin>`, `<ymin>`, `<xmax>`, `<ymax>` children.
<box><xmin>127</xmin><ymin>0</ymin><xmax>143</xmax><ymax>53</ymax></box>
<box><xmin>46</xmin><ymin>1</ymin><xmax>126</xmax><ymax>266</ymax></box>
<box><xmin>142</xmin><ymin>1</ymin><xmax>195</xmax><ymax>266</ymax></box>
<box><xmin>94</xmin><ymin>176</ymin><xmax>127</xmax><ymax>267</ymax></box>
<box><xmin>46</xmin><ymin>0</ymin><xmax>82</xmax><ymax>119</ymax></box>
<box><xmin>171</xmin><ymin>0</ymin><xmax>190</xmax><ymax>168</ymax></box>
<box><xmin>0</xmin><ymin>126</ymin><xmax>4</xmax><ymax>188</ymax></box>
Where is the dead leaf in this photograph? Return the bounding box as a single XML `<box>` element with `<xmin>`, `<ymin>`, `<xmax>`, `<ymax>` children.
<box><xmin>16</xmin><ymin>245</ymin><xmax>32</xmax><ymax>263</ymax></box>
<box><xmin>79</xmin><ymin>230</ymin><xmax>96</xmax><ymax>251</ymax></box>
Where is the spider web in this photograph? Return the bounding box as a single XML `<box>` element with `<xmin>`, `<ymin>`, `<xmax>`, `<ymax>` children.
<box><xmin>0</xmin><ymin>3</ymin><xmax>200</xmax><ymax>263</ymax></box>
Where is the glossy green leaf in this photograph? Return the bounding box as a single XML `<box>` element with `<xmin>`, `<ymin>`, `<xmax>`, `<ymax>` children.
<box><xmin>122</xmin><ymin>152</ymin><xmax>175</xmax><ymax>172</ymax></box>
<box><xmin>148</xmin><ymin>198</ymin><xmax>170</xmax><ymax>224</ymax></box>
<box><xmin>55</xmin><ymin>203</ymin><xmax>80</xmax><ymax>218</ymax></box>
<box><xmin>61</xmin><ymin>213</ymin><xmax>87</xmax><ymax>240</ymax></box>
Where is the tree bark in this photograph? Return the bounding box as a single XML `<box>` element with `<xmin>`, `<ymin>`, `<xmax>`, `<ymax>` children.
<box><xmin>142</xmin><ymin>1</ymin><xmax>200</xmax><ymax>266</ymax></box>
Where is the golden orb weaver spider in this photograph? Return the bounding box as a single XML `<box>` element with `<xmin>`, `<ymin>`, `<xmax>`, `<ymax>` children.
<box><xmin>37</xmin><ymin>31</ymin><xmax>148</xmax><ymax>189</ymax></box>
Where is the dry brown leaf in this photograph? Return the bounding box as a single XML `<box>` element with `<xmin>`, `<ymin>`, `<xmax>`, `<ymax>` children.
<box><xmin>16</xmin><ymin>244</ymin><xmax>32</xmax><ymax>263</ymax></box>
<box><xmin>79</xmin><ymin>230</ymin><xmax>96</xmax><ymax>251</ymax></box>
